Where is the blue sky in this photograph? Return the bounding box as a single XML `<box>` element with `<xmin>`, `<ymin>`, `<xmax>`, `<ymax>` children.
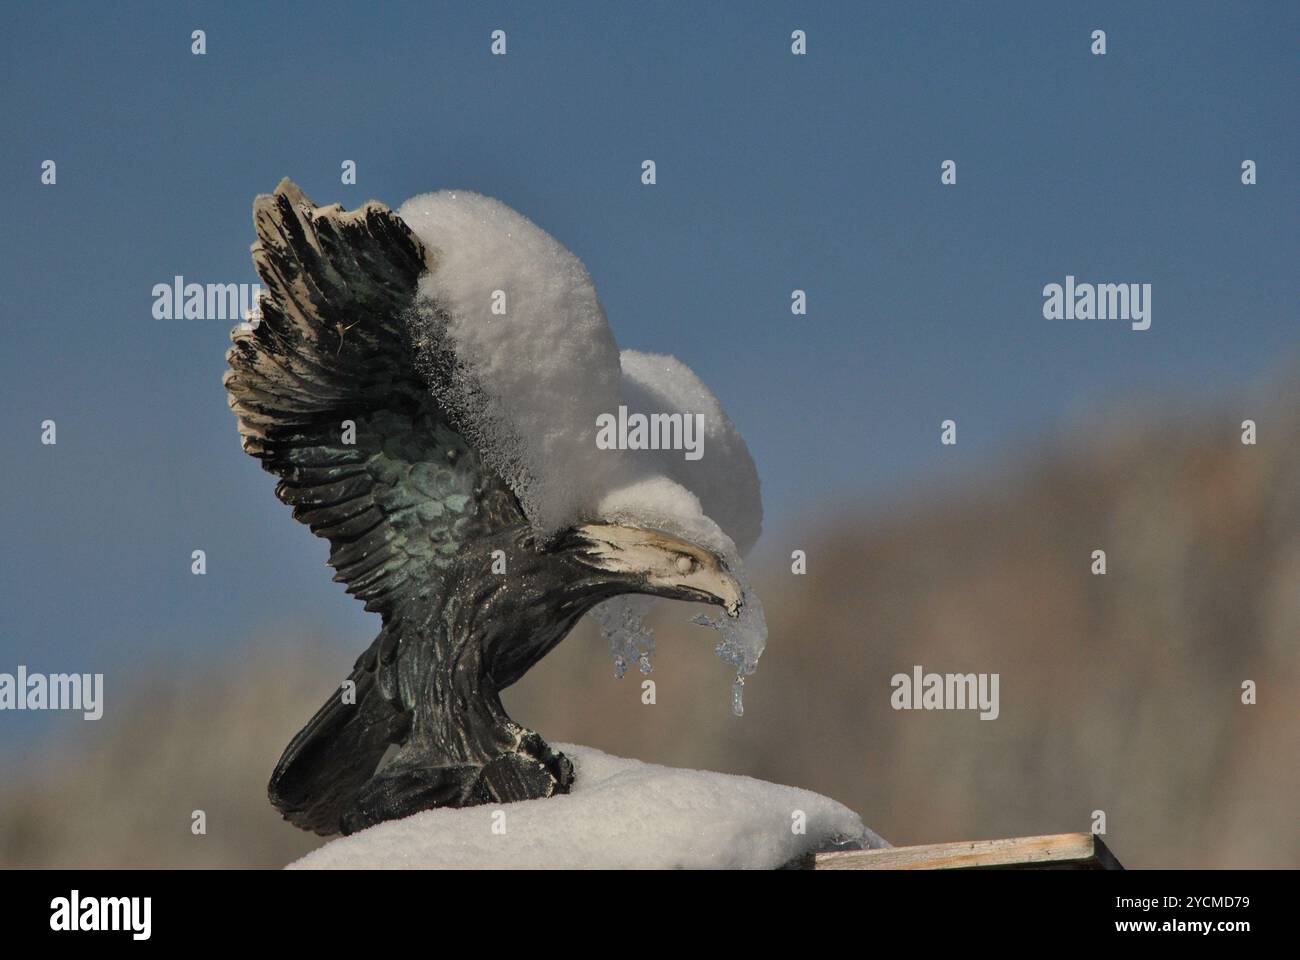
<box><xmin>0</xmin><ymin>1</ymin><xmax>1295</xmax><ymax>732</ymax></box>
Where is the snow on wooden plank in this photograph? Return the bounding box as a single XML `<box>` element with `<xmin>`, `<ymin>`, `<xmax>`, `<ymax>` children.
<box><xmin>809</xmin><ymin>832</ymin><xmax>1123</xmax><ymax>870</ymax></box>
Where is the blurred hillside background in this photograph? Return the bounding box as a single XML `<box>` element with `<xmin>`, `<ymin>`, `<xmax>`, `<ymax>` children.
<box><xmin>2</xmin><ymin>364</ymin><xmax>1296</xmax><ymax>868</ymax></box>
<box><xmin>1</xmin><ymin>2</ymin><xmax>1296</xmax><ymax>868</ymax></box>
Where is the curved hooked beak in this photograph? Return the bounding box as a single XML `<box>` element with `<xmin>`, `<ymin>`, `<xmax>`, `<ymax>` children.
<box><xmin>569</xmin><ymin>523</ymin><xmax>744</xmax><ymax>618</ymax></box>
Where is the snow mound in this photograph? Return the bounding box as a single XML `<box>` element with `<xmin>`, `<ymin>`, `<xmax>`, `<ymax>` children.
<box><xmin>396</xmin><ymin>192</ymin><xmax>761</xmax><ymax>557</ymax></box>
<box><xmin>288</xmin><ymin>744</ymin><xmax>887</xmax><ymax>870</ymax></box>
<box><xmin>399</xmin><ymin>190</ymin><xmax>624</xmax><ymax>538</ymax></box>
<box><xmin>615</xmin><ymin>350</ymin><xmax>762</xmax><ymax>556</ymax></box>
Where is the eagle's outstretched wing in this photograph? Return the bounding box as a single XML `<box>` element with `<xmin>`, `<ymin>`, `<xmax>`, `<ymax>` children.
<box><xmin>224</xmin><ymin>180</ymin><xmax>526</xmax><ymax>832</ymax></box>
<box><xmin>225</xmin><ymin>179</ymin><xmax>524</xmax><ymax>633</ymax></box>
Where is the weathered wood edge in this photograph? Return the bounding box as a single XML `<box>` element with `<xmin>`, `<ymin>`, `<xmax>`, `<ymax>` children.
<box><xmin>804</xmin><ymin>833</ymin><xmax>1124</xmax><ymax>870</ymax></box>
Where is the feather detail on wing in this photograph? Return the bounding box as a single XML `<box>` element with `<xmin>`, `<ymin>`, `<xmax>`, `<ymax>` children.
<box><xmin>223</xmin><ymin>180</ymin><xmax>525</xmax><ymax>637</ymax></box>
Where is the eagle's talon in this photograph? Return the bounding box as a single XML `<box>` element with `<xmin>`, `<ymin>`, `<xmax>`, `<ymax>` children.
<box><xmin>477</xmin><ymin>748</ymin><xmax>572</xmax><ymax>804</ymax></box>
<box><xmin>520</xmin><ymin>732</ymin><xmax>575</xmax><ymax>791</ymax></box>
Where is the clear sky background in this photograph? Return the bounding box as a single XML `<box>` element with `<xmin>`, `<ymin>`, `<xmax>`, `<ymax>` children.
<box><xmin>1</xmin><ymin>2</ymin><xmax>1295</xmax><ymax>741</ymax></box>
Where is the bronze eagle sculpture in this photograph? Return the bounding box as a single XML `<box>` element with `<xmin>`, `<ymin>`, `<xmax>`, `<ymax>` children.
<box><xmin>224</xmin><ymin>181</ymin><xmax>757</xmax><ymax>836</ymax></box>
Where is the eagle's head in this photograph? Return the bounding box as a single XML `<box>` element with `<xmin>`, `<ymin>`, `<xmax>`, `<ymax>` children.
<box><xmin>562</xmin><ymin>522</ymin><xmax>744</xmax><ymax>618</ymax></box>
<box><xmin>481</xmin><ymin>521</ymin><xmax>744</xmax><ymax>690</ymax></box>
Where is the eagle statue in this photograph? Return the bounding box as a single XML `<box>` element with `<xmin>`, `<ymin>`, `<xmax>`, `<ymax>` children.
<box><xmin>224</xmin><ymin>180</ymin><xmax>762</xmax><ymax>836</ymax></box>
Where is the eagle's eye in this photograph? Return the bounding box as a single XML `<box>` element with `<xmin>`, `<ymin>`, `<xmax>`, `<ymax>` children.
<box><xmin>675</xmin><ymin>555</ymin><xmax>696</xmax><ymax>575</ymax></box>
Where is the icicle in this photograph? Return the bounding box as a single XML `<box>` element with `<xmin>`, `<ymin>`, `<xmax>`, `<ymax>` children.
<box><xmin>687</xmin><ymin>555</ymin><xmax>767</xmax><ymax>713</ymax></box>
<box><xmin>592</xmin><ymin>595</ymin><xmax>656</xmax><ymax>679</ymax></box>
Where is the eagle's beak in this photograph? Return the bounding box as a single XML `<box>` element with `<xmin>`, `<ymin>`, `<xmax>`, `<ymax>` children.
<box><xmin>570</xmin><ymin>523</ymin><xmax>744</xmax><ymax>618</ymax></box>
<box><xmin>701</xmin><ymin>575</ymin><xmax>744</xmax><ymax>619</ymax></box>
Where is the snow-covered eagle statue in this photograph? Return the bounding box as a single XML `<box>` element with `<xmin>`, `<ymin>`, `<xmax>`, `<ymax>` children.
<box><xmin>224</xmin><ymin>180</ymin><xmax>765</xmax><ymax>835</ymax></box>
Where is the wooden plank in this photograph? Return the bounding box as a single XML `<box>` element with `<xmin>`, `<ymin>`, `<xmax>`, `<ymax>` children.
<box><xmin>811</xmin><ymin>832</ymin><xmax>1123</xmax><ymax>870</ymax></box>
